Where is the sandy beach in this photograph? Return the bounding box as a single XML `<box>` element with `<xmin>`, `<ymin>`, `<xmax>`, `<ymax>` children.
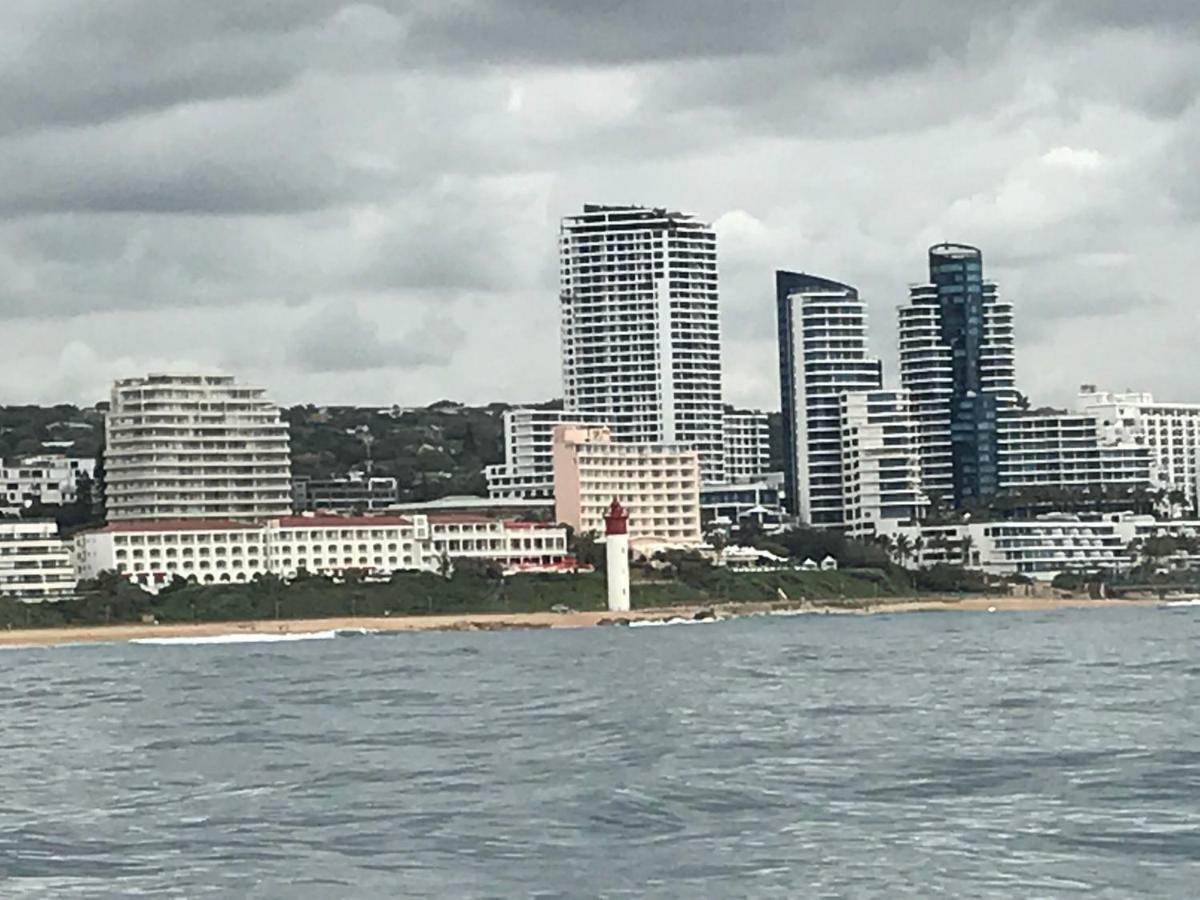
<box><xmin>0</xmin><ymin>594</ymin><xmax>1168</xmax><ymax>647</ymax></box>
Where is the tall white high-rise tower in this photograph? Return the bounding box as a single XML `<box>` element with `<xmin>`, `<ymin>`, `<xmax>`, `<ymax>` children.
<box><xmin>560</xmin><ymin>204</ymin><xmax>724</xmax><ymax>481</ymax></box>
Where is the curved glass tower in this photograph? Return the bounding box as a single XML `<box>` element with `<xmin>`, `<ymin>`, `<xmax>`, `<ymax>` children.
<box><xmin>776</xmin><ymin>271</ymin><xmax>883</xmax><ymax>524</ymax></box>
<box><xmin>898</xmin><ymin>244</ymin><xmax>1016</xmax><ymax>507</ymax></box>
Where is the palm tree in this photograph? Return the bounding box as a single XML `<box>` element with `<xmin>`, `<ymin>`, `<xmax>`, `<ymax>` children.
<box><xmin>875</xmin><ymin>533</ymin><xmax>895</xmax><ymax>563</ymax></box>
<box><xmin>960</xmin><ymin>533</ymin><xmax>977</xmax><ymax>568</ymax></box>
<box><xmin>894</xmin><ymin>533</ymin><xmax>913</xmax><ymax>569</ymax></box>
<box><xmin>912</xmin><ymin>536</ymin><xmax>926</xmax><ymax>567</ymax></box>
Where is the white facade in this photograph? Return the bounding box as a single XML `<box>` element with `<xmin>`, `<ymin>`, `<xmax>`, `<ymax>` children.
<box><xmin>997</xmin><ymin>412</ymin><xmax>1152</xmax><ymax>492</ymax></box>
<box><xmin>105</xmin><ymin>374</ymin><xmax>292</xmax><ymax>522</ymax></box>
<box><xmin>605</xmin><ymin>529</ymin><xmax>631</xmax><ymax>612</ymax></box>
<box><xmin>0</xmin><ymin>520</ymin><xmax>76</xmax><ymax>601</ymax></box>
<box><xmin>839</xmin><ymin>390</ymin><xmax>927</xmax><ymax>538</ymax></box>
<box><xmin>560</xmin><ymin>205</ymin><xmax>724</xmax><ymax>481</ymax></box>
<box><xmin>1</xmin><ymin>455</ymin><xmax>95</xmax><ymax>509</ymax></box>
<box><xmin>722</xmin><ymin>411</ymin><xmax>769</xmax><ymax>483</ymax></box>
<box><xmin>884</xmin><ymin>516</ymin><xmax>1127</xmax><ymax>580</ymax></box>
<box><xmin>484</xmin><ymin>408</ymin><xmax>609</xmax><ymax>499</ymax></box>
<box><xmin>776</xmin><ymin>273</ymin><xmax>882</xmax><ymax>526</ymax></box>
<box><xmin>427</xmin><ymin>514</ymin><xmax>570</xmax><ymax>570</ymax></box>
<box><xmin>1078</xmin><ymin>388</ymin><xmax>1200</xmax><ymax>508</ymax></box>
<box><xmin>74</xmin><ymin>515</ymin><xmax>440</xmax><ymax>592</ymax></box>
<box><xmin>552</xmin><ymin>424</ymin><xmax>702</xmax><ymax>549</ymax></box>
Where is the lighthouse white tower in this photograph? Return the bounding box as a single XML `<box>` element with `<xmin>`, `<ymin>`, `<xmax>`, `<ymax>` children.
<box><xmin>603</xmin><ymin>498</ymin><xmax>631</xmax><ymax>612</ymax></box>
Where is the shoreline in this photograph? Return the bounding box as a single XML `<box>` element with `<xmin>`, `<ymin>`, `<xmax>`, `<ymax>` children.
<box><xmin>0</xmin><ymin>594</ymin><xmax>1169</xmax><ymax>647</ymax></box>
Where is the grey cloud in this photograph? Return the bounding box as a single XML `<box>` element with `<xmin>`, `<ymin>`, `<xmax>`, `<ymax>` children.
<box><xmin>288</xmin><ymin>301</ymin><xmax>464</xmax><ymax>373</ymax></box>
<box><xmin>0</xmin><ymin>0</ymin><xmax>1198</xmax><ymax>409</ymax></box>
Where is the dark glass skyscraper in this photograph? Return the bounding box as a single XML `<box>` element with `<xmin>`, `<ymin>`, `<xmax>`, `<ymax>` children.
<box><xmin>898</xmin><ymin>244</ymin><xmax>1016</xmax><ymax>508</ymax></box>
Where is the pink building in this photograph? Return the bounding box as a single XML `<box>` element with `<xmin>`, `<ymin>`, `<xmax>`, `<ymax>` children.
<box><xmin>552</xmin><ymin>424</ymin><xmax>702</xmax><ymax>551</ymax></box>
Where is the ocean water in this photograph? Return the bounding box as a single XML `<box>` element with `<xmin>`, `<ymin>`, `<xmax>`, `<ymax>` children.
<box><xmin>3</xmin><ymin>607</ymin><xmax>1200</xmax><ymax>898</ymax></box>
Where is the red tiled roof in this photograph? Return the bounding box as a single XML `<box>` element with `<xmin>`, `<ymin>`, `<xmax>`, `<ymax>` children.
<box><xmin>274</xmin><ymin>515</ymin><xmax>411</xmax><ymax>527</ymax></box>
<box><xmin>84</xmin><ymin>513</ymin><xmax>413</xmax><ymax>534</ymax></box>
<box><xmin>93</xmin><ymin>518</ymin><xmax>261</xmax><ymax>533</ymax></box>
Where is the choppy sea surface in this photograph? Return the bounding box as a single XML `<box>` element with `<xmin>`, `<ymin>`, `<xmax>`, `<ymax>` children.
<box><xmin>3</xmin><ymin>606</ymin><xmax>1200</xmax><ymax>898</ymax></box>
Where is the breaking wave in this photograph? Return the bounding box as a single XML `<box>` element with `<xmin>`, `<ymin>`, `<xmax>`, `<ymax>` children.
<box><xmin>131</xmin><ymin>628</ymin><xmax>378</xmax><ymax>646</ymax></box>
<box><xmin>628</xmin><ymin>616</ymin><xmax>722</xmax><ymax>628</ymax></box>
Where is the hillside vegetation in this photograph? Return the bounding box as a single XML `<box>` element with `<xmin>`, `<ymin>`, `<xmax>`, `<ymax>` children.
<box><xmin>0</xmin><ymin>561</ymin><xmax>999</xmax><ymax>631</ymax></box>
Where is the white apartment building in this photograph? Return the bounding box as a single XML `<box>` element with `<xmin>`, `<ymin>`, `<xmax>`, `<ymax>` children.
<box><xmin>105</xmin><ymin>374</ymin><xmax>292</xmax><ymax>521</ymax></box>
<box><xmin>839</xmin><ymin>390</ymin><xmax>927</xmax><ymax>538</ymax></box>
<box><xmin>884</xmin><ymin>516</ymin><xmax>1128</xmax><ymax>580</ymax></box>
<box><xmin>776</xmin><ymin>271</ymin><xmax>883</xmax><ymax>526</ymax></box>
<box><xmin>0</xmin><ymin>520</ymin><xmax>76</xmax><ymax>601</ymax></box>
<box><xmin>1078</xmin><ymin>387</ymin><xmax>1200</xmax><ymax>508</ymax></box>
<box><xmin>997</xmin><ymin>412</ymin><xmax>1152</xmax><ymax>493</ymax></box>
<box><xmin>74</xmin><ymin>514</ymin><xmax>441</xmax><ymax>592</ymax></box>
<box><xmin>427</xmin><ymin>514</ymin><xmax>570</xmax><ymax>571</ymax></box>
<box><xmin>560</xmin><ymin>204</ymin><xmax>725</xmax><ymax>481</ymax></box>
<box><xmin>722</xmin><ymin>411</ymin><xmax>769</xmax><ymax>483</ymax></box>
<box><xmin>484</xmin><ymin>408</ymin><xmax>609</xmax><ymax>499</ymax></box>
<box><xmin>1</xmin><ymin>455</ymin><xmax>95</xmax><ymax>509</ymax></box>
<box><xmin>552</xmin><ymin>424</ymin><xmax>702</xmax><ymax>550</ymax></box>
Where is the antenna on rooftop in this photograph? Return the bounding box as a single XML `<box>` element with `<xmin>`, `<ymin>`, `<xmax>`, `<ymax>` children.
<box><xmin>356</xmin><ymin>426</ymin><xmax>375</xmax><ymax>476</ymax></box>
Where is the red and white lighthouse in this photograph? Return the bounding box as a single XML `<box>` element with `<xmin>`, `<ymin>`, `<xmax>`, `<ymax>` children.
<box><xmin>603</xmin><ymin>498</ymin><xmax>631</xmax><ymax>612</ymax></box>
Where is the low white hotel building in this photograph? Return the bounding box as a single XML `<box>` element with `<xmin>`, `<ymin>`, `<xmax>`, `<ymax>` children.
<box><xmin>0</xmin><ymin>520</ymin><xmax>76</xmax><ymax>601</ymax></box>
<box><xmin>427</xmin><ymin>514</ymin><xmax>571</xmax><ymax>572</ymax></box>
<box><xmin>883</xmin><ymin>515</ymin><xmax>1132</xmax><ymax>580</ymax></box>
<box><xmin>75</xmin><ymin>515</ymin><xmax>439</xmax><ymax>592</ymax></box>
<box><xmin>552</xmin><ymin>424</ymin><xmax>702</xmax><ymax>550</ymax></box>
<box><xmin>74</xmin><ymin>513</ymin><xmax>572</xmax><ymax>592</ymax></box>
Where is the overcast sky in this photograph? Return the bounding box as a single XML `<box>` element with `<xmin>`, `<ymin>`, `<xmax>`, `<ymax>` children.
<box><xmin>1</xmin><ymin>1</ymin><xmax>1198</xmax><ymax>411</ymax></box>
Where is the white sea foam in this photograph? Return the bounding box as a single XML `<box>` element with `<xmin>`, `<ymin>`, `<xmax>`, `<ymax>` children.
<box><xmin>131</xmin><ymin>630</ymin><xmax>341</xmax><ymax>646</ymax></box>
<box><xmin>1162</xmin><ymin>599</ymin><xmax>1200</xmax><ymax>608</ymax></box>
<box><xmin>766</xmin><ymin>608</ymin><xmax>819</xmax><ymax>618</ymax></box>
<box><xmin>629</xmin><ymin>616</ymin><xmax>721</xmax><ymax>628</ymax></box>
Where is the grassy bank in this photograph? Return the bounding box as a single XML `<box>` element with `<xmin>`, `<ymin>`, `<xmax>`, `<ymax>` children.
<box><xmin>0</xmin><ymin>567</ymin><xmax>934</xmax><ymax>631</ymax></box>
